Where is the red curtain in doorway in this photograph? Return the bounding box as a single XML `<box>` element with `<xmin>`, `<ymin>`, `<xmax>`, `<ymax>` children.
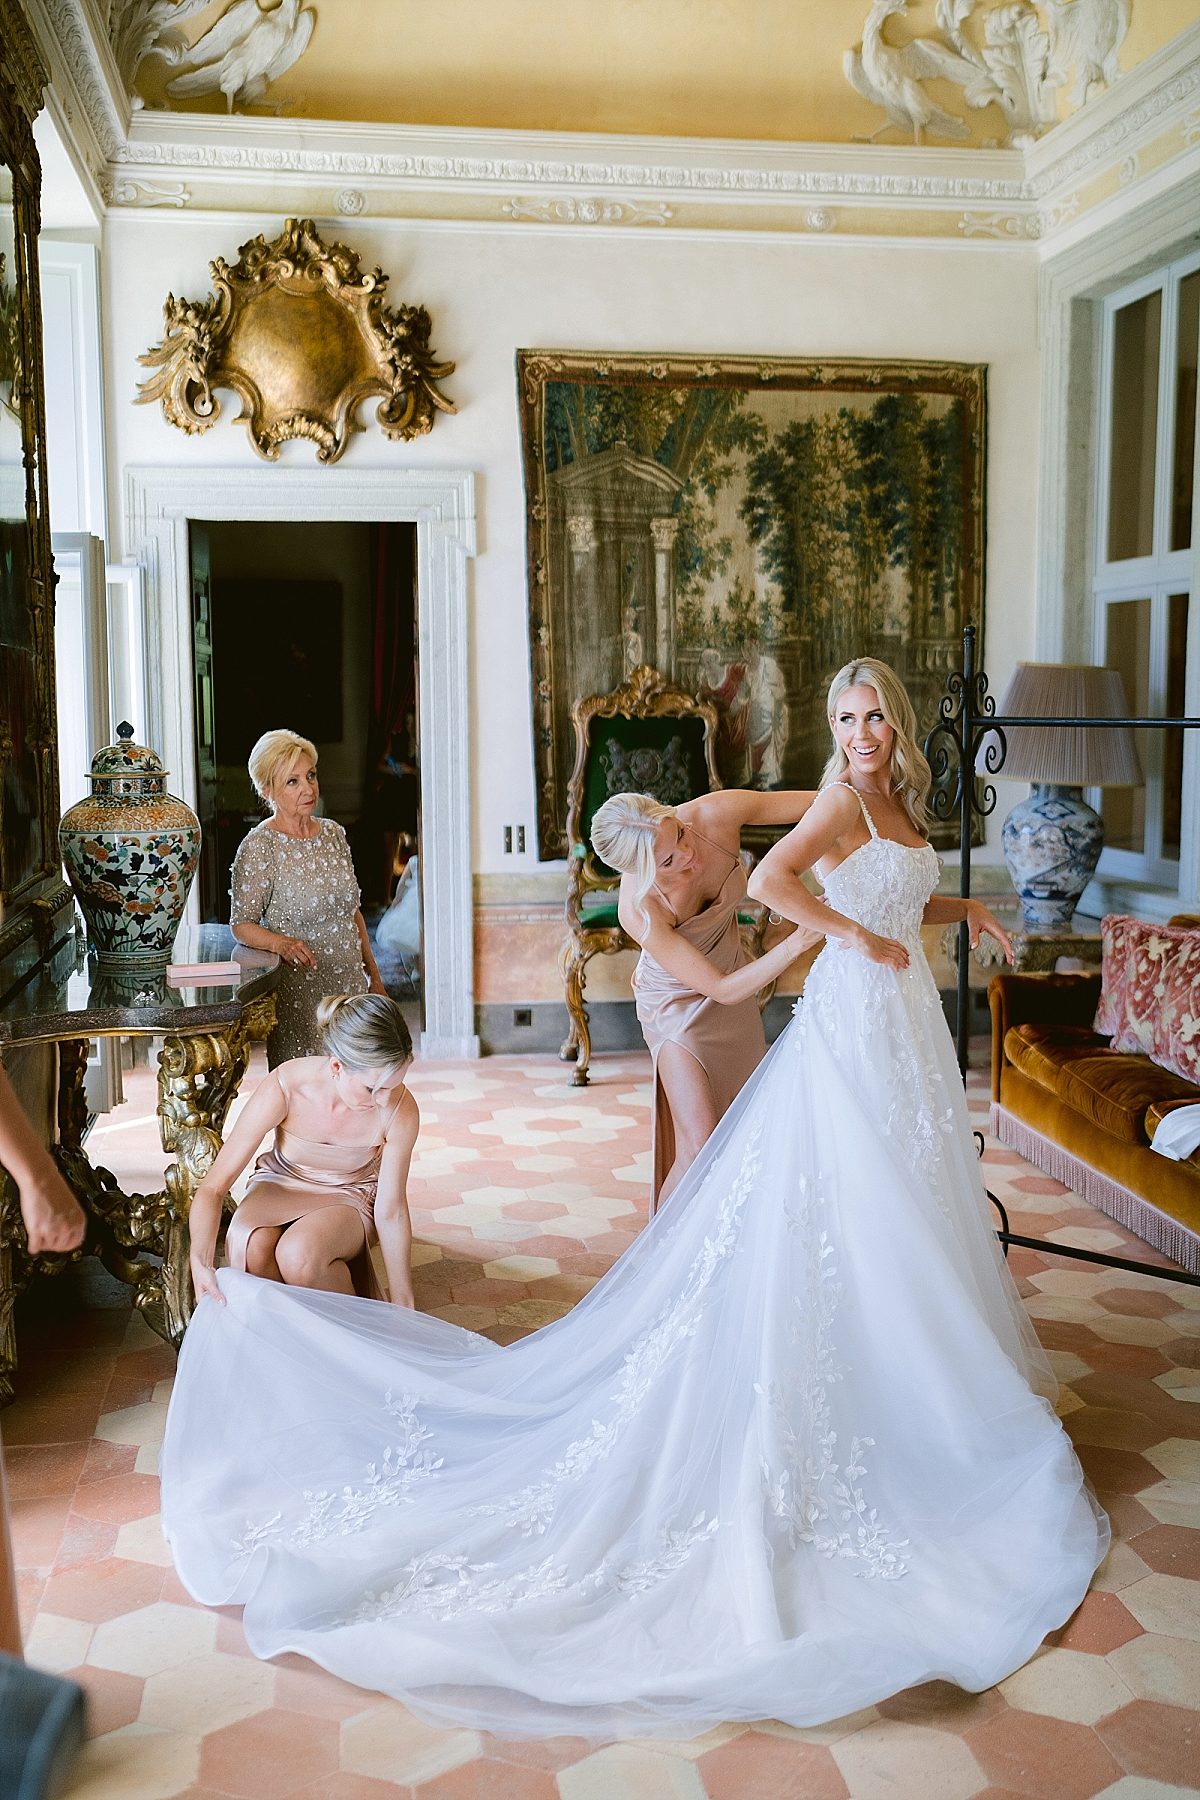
<box><xmin>357</xmin><ymin>523</ymin><xmax>417</xmax><ymax>905</ymax></box>
<box><xmin>366</xmin><ymin>522</ymin><xmax>416</xmax><ymax>782</ymax></box>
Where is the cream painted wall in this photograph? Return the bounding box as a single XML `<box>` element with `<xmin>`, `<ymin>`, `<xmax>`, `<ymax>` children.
<box><xmin>102</xmin><ymin>215</ymin><xmax>1040</xmax><ymax>875</ymax></box>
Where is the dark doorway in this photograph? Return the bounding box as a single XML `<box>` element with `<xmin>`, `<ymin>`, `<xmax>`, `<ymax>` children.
<box><xmin>189</xmin><ymin>519</ymin><xmax>420</xmax><ymax>1000</ymax></box>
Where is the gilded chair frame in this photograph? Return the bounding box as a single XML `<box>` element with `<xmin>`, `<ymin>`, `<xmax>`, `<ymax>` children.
<box><xmin>560</xmin><ymin>663</ymin><xmax>721</xmax><ymax>1087</ymax></box>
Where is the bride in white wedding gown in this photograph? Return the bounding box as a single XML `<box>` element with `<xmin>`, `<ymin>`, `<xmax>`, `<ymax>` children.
<box><xmin>161</xmin><ymin>658</ymin><xmax>1108</xmax><ymax>1741</ymax></box>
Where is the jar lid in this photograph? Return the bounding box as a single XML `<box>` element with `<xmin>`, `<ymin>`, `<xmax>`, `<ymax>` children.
<box><xmin>89</xmin><ymin>721</ymin><xmax>169</xmax><ymax>779</ymax></box>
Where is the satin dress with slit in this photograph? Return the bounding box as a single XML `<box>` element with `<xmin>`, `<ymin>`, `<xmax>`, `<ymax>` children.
<box><xmin>225</xmin><ymin>1093</ymin><xmax>405</xmax><ymax>1300</ymax></box>
<box><xmin>630</xmin><ymin>841</ymin><xmax>766</xmax><ymax>1207</ymax></box>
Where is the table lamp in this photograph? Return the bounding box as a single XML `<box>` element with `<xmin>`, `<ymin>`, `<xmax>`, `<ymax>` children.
<box><xmin>989</xmin><ymin>663</ymin><xmax>1143</xmax><ymax>932</ymax></box>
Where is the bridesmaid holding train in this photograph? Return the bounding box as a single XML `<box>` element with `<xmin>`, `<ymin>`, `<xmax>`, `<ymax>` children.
<box><xmin>590</xmin><ymin>787</ymin><xmax>821</xmax><ymax>1209</ymax></box>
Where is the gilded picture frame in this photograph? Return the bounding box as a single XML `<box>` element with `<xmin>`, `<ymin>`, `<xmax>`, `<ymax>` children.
<box><xmin>518</xmin><ymin>350</ymin><xmax>987</xmax><ymax>859</ymax></box>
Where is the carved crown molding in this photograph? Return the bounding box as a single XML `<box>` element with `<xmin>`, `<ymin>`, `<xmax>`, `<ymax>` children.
<box><xmin>24</xmin><ymin>0</ymin><xmax>1200</xmax><ymax>244</ymax></box>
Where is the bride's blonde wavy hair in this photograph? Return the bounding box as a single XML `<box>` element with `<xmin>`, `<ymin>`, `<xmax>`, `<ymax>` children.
<box><xmin>589</xmin><ymin>791</ymin><xmax>675</xmax><ymax>935</ymax></box>
<box><xmin>820</xmin><ymin>657</ymin><xmax>932</xmax><ymax>837</ymax></box>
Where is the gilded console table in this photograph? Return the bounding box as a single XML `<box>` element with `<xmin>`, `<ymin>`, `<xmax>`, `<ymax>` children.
<box><xmin>0</xmin><ymin>927</ymin><xmax>278</xmax><ymax>1401</ymax></box>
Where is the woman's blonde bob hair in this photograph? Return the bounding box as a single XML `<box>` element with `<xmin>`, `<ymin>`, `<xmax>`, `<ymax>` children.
<box><xmin>589</xmin><ymin>791</ymin><xmax>675</xmax><ymax>935</ymax></box>
<box><xmin>821</xmin><ymin>657</ymin><xmax>932</xmax><ymax>836</ymax></box>
<box><xmin>248</xmin><ymin>729</ymin><xmax>318</xmax><ymax>805</ymax></box>
<box><xmin>315</xmin><ymin>992</ymin><xmax>413</xmax><ymax>1073</ymax></box>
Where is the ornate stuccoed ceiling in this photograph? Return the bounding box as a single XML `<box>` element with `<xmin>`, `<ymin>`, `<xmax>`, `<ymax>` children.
<box><xmin>119</xmin><ymin>0</ymin><xmax>1195</xmax><ymax>149</ymax></box>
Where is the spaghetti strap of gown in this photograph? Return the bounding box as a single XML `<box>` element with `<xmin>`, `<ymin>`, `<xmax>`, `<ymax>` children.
<box><xmin>631</xmin><ymin>843</ymin><xmax>766</xmax><ymax>1207</ymax></box>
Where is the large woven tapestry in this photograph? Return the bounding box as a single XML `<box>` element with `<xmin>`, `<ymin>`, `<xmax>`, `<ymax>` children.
<box><xmin>518</xmin><ymin>351</ymin><xmax>986</xmax><ymax>858</ymax></box>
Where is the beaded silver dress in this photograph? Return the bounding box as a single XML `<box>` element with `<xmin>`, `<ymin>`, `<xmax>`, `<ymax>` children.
<box><xmin>229</xmin><ymin>818</ymin><xmax>367</xmax><ymax>1067</ymax></box>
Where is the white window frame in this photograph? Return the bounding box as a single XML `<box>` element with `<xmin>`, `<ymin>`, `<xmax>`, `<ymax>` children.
<box><xmin>1092</xmin><ymin>247</ymin><xmax>1200</xmax><ymax>891</ymax></box>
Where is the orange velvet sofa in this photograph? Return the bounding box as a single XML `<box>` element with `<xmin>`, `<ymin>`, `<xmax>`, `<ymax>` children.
<box><xmin>989</xmin><ymin>925</ymin><xmax>1200</xmax><ymax>1276</ymax></box>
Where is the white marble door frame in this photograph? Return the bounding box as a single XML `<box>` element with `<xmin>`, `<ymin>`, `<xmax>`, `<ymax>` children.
<box><xmin>123</xmin><ymin>464</ymin><xmax>479</xmax><ymax>1058</ymax></box>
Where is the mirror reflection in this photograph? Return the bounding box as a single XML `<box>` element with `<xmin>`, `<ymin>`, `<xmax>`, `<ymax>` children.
<box><xmin>0</xmin><ymin>163</ymin><xmax>41</xmax><ymax>889</ymax></box>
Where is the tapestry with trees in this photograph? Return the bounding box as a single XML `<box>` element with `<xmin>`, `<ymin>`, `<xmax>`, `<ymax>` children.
<box><xmin>518</xmin><ymin>351</ymin><xmax>985</xmax><ymax>858</ymax></box>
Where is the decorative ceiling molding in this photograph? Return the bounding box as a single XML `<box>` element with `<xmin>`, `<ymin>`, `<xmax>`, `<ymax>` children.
<box><xmin>23</xmin><ymin>0</ymin><xmax>1200</xmax><ymax>248</ymax></box>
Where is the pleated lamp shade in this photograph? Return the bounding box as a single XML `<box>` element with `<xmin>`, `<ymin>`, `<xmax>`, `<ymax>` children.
<box><xmin>991</xmin><ymin>663</ymin><xmax>1143</xmax><ymax>788</ymax></box>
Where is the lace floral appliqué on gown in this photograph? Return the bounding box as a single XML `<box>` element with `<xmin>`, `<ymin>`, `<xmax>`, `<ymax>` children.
<box><xmin>162</xmin><ymin>815</ymin><xmax>1108</xmax><ymax>1740</ymax></box>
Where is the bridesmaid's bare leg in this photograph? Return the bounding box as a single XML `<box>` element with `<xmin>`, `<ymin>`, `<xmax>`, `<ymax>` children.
<box><xmin>655</xmin><ymin>1042</ymin><xmax>721</xmax><ymax>1207</ymax></box>
<box><xmin>274</xmin><ymin>1208</ymin><xmax>365</xmax><ymax>1297</ymax></box>
<box><xmin>243</xmin><ymin>1224</ymin><xmax>286</xmax><ymax>1283</ymax></box>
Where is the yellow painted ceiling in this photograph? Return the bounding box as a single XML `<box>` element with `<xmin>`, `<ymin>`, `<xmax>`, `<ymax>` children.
<box><xmin>136</xmin><ymin>0</ymin><xmax>1198</xmax><ymax>145</ymax></box>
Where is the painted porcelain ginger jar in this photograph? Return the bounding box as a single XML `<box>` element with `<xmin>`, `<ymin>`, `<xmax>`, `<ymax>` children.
<box><xmin>59</xmin><ymin>723</ymin><xmax>202</xmax><ymax>968</ymax></box>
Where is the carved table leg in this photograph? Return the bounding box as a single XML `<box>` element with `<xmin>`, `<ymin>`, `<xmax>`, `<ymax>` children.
<box><xmin>157</xmin><ymin>993</ymin><xmax>275</xmax><ymax>1344</ymax></box>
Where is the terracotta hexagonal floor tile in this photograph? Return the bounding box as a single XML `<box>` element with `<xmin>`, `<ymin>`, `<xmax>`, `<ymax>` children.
<box><xmin>201</xmin><ymin>1707</ymin><xmax>342</xmax><ymax>1798</ymax></box>
<box><xmin>696</xmin><ymin>1729</ymin><xmax>849</xmax><ymax>1799</ymax></box>
<box><xmin>1095</xmin><ymin>1700</ymin><xmax>1200</xmax><ymax>1785</ymax></box>
<box><xmin>484</xmin><ymin>1736</ymin><xmax>596</xmax><ymax>1774</ymax></box>
<box><xmin>1068</xmin><ymin>1411</ymin><xmax>1162</xmax><ymax>1453</ymax></box>
<box><xmin>411</xmin><ymin>1757</ymin><xmax>560</xmax><ymax>1798</ymax></box>
<box><xmin>1075</xmin><ymin>1448</ymin><xmax>1162</xmax><ymax>1496</ymax></box>
<box><xmin>69</xmin><ymin>1470</ymin><xmax>161</xmax><ymax>1527</ymax></box>
<box><xmin>288</xmin><ymin>1776</ymin><xmax>418</xmax><ymax>1800</ymax></box>
<box><xmin>1129</xmin><ymin>1524</ymin><xmax>1200</xmax><ymax>1581</ymax></box>
<box><xmin>875</xmin><ymin>1679</ymin><xmax>1007</xmax><ymax>1730</ymax></box>
<box><xmin>965</xmin><ymin>1709</ymin><xmax>1123</xmax><ymax>1797</ymax></box>
<box><xmin>1047</xmin><ymin>1590</ymin><xmax>1144</xmax><ymax>1654</ymax></box>
<box><xmin>1095</xmin><ymin>1288</ymin><xmax>1180</xmax><ymax>1320</ymax></box>
<box><xmin>66</xmin><ymin>1661</ymin><xmax>145</xmax><ymax>1737</ymax></box>
<box><xmin>42</xmin><ymin>1555</ymin><xmax>165</xmax><ymax>1624</ymax></box>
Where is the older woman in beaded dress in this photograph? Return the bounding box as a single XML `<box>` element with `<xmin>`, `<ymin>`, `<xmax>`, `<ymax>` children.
<box><xmin>230</xmin><ymin>730</ymin><xmax>385</xmax><ymax>1068</ymax></box>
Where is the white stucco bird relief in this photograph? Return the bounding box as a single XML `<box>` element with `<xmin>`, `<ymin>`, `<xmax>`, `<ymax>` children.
<box><xmin>162</xmin><ymin>0</ymin><xmax>316</xmax><ymax>113</ymax></box>
<box><xmin>844</xmin><ymin>0</ymin><xmax>1130</xmax><ymax>145</ymax></box>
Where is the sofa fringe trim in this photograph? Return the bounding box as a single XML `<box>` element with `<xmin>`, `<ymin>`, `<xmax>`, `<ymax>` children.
<box><xmin>989</xmin><ymin>1104</ymin><xmax>1200</xmax><ymax>1276</ymax></box>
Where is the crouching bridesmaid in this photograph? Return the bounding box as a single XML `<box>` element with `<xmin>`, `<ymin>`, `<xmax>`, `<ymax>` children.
<box><xmin>188</xmin><ymin>993</ymin><xmax>419</xmax><ymax>1310</ymax></box>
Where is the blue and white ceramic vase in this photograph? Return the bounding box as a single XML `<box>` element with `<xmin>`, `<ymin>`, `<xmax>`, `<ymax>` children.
<box><xmin>59</xmin><ymin>723</ymin><xmax>202</xmax><ymax>969</ymax></box>
<box><xmin>1000</xmin><ymin>783</ymin><xmax>1103</xmax><ymax>932</ymax></box>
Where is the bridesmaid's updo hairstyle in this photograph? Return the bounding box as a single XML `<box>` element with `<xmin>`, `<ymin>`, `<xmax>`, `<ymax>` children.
<box><xmin>316</xmin><ymin>993</ymin><xmax>413</xmax><ymax>1074</ymax></box>
<box><xmin>590</xmin><ymin>792</ymin><xmax>674</xmax><ymax>934</ymax></box>
<box><xmin>821</xmin><ymin>657</ymin><xmax>932</xmax><ymax>838</ymax></box>
<box><xmin>248</xmin><ymin>729</ymin><xmax>319</xmax><ymax>809</ymax></box>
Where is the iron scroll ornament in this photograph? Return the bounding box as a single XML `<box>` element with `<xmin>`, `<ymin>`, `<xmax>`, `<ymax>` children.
<box><xmin>136</xmin><ymin>217</ymin><xmax>456</xmax><ymax>464</ymax></box>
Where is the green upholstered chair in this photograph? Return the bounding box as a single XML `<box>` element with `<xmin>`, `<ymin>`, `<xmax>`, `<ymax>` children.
<box><xmin>560</xmin><ymin>664</ymin><xmax>721</xmax><ymax>1086</ymax></box>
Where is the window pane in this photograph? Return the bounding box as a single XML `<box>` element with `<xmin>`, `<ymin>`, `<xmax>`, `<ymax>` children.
<box><xmin>1108</xmin><ymin>291</ymin><xmax>1162</xmax><ymax>562</ymax></box>
<box><xmin>1172</xmin><ymin>272</ymin><xmax>1199</xmax><ymax>552</ymax></box>
<box><xmin>1102</xmin><ymin>596</ymin><xmax>1150</xmax><ymax>854</ymax></box>
<box><xmin>1162</xmin><ymin>592</ymin><xmax>1188</xmax><ymax>858</ymax></box>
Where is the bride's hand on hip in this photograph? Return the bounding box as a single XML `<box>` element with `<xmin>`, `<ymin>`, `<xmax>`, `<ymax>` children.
<box><xmin>850</xmin><ymin>925</ymin><xmax>909</xmax><ymax>970</ymax></box>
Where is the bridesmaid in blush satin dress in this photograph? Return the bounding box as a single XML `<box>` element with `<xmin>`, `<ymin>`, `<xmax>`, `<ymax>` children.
<box><xmin>591</xmin><ymin>787</ymin><xmax>820</xmax><ymax>1210</ymax></box>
